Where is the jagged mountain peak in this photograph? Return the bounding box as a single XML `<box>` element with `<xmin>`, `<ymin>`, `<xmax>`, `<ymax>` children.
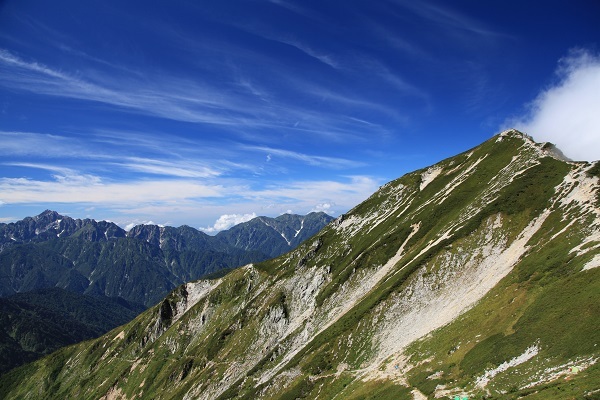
<box><xmin>1</xmin><ymin>131</ymin><xmax>598</xmax><ymax>399</ymax></box>
<box><xmin>1</xmin><ymin>210</ymin><xmax>126</xmax><ymax>246</ymax></box>
<box><xmin>216</xmin><ymin>212</ymin><xmax>334</xmax><ymax>258</ymax></box>
<box><xmin>496</xmin><ymin>128</ymin><xmax>572</xmax><ymax>161</ymax></box>
<box><xmin>32</xmin><ymin>209</ymin><xmax>62</xmax><ymax>222</ymax></box>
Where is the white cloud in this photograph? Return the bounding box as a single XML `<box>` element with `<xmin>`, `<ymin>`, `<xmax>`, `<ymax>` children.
<box><xmin>201</xmin><ymin>213</ymin><xmax>257</xmax><ymax>233</ymax></box>
<box><xmin>117</xmin><ymin>157</ymin><xmax>221</xmax><ymax>178</ymax></box>
<box><xmin>252</xmin><ymin>176</ymin><xmax>379</xmax><ymax>204</ymax></box>
<box><xmin>312</xmin><ymin>202</ymin><xmax>335</xmax><ymax>214</ymax></box>
<box><xmin>124</xmin><ymin>220</ymin><xmax>159</xmax><ymax>231</ymax></box>
<box><xmin>0</xmin><ymin>175</ymin><xmax>223</xmax><ymax>205</ymax></box>
<box><xmin>506</xmin><ymin>49</ymin><xmax>600</xmax><ymax>161</ymax></box>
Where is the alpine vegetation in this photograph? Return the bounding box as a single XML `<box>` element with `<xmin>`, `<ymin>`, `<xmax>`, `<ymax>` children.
<box><xmin>1</xmin><ymin>130</ymin><xmax>598</xmax><ymax>399</ymax></box>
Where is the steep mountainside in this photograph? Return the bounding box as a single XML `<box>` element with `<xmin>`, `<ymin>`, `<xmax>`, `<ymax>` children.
<box><xmin>0</xmin><ymin>288</ymin><xmax>143</xmax><ymax>375</ymax></box>
<box><xmin>0</xmin><ymin>212</ymin><xmax>332</xmax><ymax>306</ymax></box>
<box><xmin>1</xmin><ymin>130</ymin><xmax>598</xmax><ymax>399</ymax></box>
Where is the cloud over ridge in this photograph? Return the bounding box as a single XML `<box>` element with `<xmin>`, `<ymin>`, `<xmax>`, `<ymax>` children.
<box><xmin>201</xmin><ymin>213</ymin><xmax>258</xmax><ymax>233</ymax></box>
<box><xmin>506</xmin><ymin>49</ymin><xmax>600</xmax><ymax>161</ymax></box>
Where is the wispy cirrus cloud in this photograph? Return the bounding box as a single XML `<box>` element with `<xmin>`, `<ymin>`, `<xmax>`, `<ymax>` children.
<box><xmin>246</xmin><ymin>146</ymin><xmax>365</xmax><ymax>169</ymax></box>
<box><xmin>1</xmin><ymin>130</ymin><xmax>225</xmax><ymax>179</ymax></box>
<box><xmin>0</xmin><ymin>49</ymin><xmax>264</xmax><ymax>126</ymax></box>
<box><xmin>0</xmin><ymin>49</ymin><xmax>401</xmax><ymax>142</ymax></box>
<box><xmin>270</xmin><ymin>37</ymin><xmax>341</xmax><ymax>69</ymax></box>
<box><xmin>357</xmin><ymin>57</ymin><xmax>429</xmax><ymax>99</ymax></box>
<box><xmin>0</xmin><ymin>175</ymin><xmax>224</xmax><ymax>205</ymax></box>
<box><xmin>117</xmin><ymin>157</ymin><xmax>221</xmax><ymax>178</ymax></box>
<box><xmin>392</xmin><ymin>0</ymin><xmax>509</xmax><ymax>39</ymax></box>
<box><xmin>267</xmin><ymin>0</ymin><xmax>320</xmax><ymax>20</ymax></box>
<box><xmin>0</xmin><ymin>131</ymin><xmax>93</xmax><ymax>157</ymax></box>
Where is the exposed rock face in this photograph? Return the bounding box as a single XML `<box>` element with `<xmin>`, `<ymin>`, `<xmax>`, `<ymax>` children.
<box><xmin>1</xmin><ymin>130</ymin><xmax>599</xmax><ymax>399</ymax></box>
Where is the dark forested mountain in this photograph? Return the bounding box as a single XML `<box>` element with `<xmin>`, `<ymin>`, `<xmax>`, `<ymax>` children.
<box><xmin>0</xmin><ymin>287</ymin><xmax>143</xmax><ymax>375</ymax></box>
<box><xmin>0</xmin><ymin>211</ymin><xmax>333</xmax><ymax>307</ymax></box>
<box><xmin>2</xmin><ymin>130</ymin><xmax>598</xmax><ymax>399</ymax></box>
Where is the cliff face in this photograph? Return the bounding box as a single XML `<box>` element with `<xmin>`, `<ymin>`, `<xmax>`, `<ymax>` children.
<box><xmin>1</xmin><ymin>130</ymin><xmax>599</xmax><ymax>399</ymax></box>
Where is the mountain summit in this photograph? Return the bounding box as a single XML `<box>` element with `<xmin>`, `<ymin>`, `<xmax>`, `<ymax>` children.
<box><xmin>1</xmin><ymin>130</ymin><xmax>598</xmax><ymax>399</ymax></box>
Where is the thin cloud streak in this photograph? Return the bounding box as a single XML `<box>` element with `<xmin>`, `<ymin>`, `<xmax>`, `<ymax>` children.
<box><xmin>268</xmin><ymin>36</ymin><xmax>341</xmax><ymax>69</ymax></box>
<box><xmin>267</xmin><ymin>0</ymin><xmax>320</xmax><ymax>20</ymax></box>
<box><xmin>116</xmin><ymin>158</ymin><xmax>222</xmax><ymax>178</ymax></box>
<box><xmin>1</xmin><ymin>131</ymin><xmax>228</xmax><ymax>179</ymax></box>
<box><xmin>0</xmin><ymin>176</ymin><xmax>224</xmax><ymax>205</ymax></box>
<box><xmin>3</xmin><ymin>162</ymin><xmax>89</xmax><ymax>178</ymax></box>
<box><xmin>392</xmin><ymin>0</ymin><xmax>509</xmax><ymax>39</ymax></box>
<box><xmin>249</xmin><ymin>176</ymin><xmax>380</xmax><ymax>205</ymax></box>
<box><xmin>0</xmin><ymin>131</ymin><xmax>92</xmax><ymax>158</ymax></box>
<box><xmin>247</xmin><ymin>146</ymin><xmax>365</xmax><ymax>169</ymax></box>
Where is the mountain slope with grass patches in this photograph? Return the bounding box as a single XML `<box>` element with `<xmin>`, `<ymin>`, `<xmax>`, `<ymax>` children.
<box><xmin>1</xmin><ymin>129</ymin><xmax>598</xmax><ymax>400</ymax></box>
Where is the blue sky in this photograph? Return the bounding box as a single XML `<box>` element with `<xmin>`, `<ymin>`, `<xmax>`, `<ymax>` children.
<box><xmin>1</xmin><ymin>0</ymin><xmax>599</xmax><ymax>231</ymax></box>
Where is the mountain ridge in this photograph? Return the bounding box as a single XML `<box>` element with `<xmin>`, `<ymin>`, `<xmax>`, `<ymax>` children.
<box><xmin>0</xmin><ymin>210</ymin><xmax>333</xmax><ymax>250</ymax></box>
<box><xmin>0</xmin><ymin>211</ymin><xmax>333</xmax><ymax>306</ymax></box>
<box><xmin>1</xmin><ymin>130</ymin><xmax>598</xmax><ymax>399</ymax></box>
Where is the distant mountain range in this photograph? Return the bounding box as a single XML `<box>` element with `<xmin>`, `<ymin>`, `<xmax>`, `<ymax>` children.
<box><xmin>0</xmin><ymin>210</ymin><xmax>333</xmax><ymax>375</ymax></box>
<box><xmin>2</xmin><ymin>130</ymin><xmax>597</xmax><ymax>399</ymax></box>
<box><xmin>0</xmin><ymin>210</ymin><xmax>333</xmax><ymax>307</ymax></box>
